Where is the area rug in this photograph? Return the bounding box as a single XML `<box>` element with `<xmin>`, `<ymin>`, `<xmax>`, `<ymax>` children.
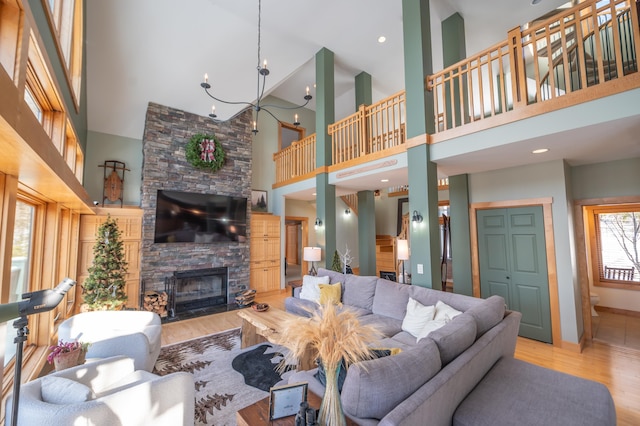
<box><xmin>153</xmin><ymin>328</ymin><xmax>296</xmax><ymax>425</ymax></box>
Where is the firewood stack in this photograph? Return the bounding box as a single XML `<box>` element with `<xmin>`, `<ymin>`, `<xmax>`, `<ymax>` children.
<box><xmin>234</xmin><ymin>289</ymin><xmax>256</xmax><ymax>307</ymax></box>
<box><xmin>142</xmin><ymin>291</ymin><xmax>168</xmax><ymax>317</ymax></box>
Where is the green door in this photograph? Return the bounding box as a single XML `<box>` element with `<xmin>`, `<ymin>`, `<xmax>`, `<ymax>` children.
<box><xmin>477</xmin><ymin>206</ymin><xmax>552</xmax><ymax>343</ymax></box>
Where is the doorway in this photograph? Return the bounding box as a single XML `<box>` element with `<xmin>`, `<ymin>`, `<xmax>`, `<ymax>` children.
<box><xmin>285</xmin><ymin>216</ymin><xmax>309</xmax><ymax>283</ymax></box>
<box><xmin>471</xmin><ymin>200</ymin><xmax>560</xmax><ymax>345</ymax></box>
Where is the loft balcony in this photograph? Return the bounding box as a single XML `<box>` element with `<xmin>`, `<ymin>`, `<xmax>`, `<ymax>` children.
<box><xmin>273</xmin><ymin>0</ymin><xmax>640</xmax><ymax>189</ymax></box>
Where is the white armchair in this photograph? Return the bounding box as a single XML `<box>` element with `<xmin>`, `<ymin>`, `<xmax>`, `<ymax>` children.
<box><xmin>58</xmin><ymin>311</ymin><xmax>162</xmax><ymax>372</ymax></box>
<box><xmin>5</xmin><ymin>356</ymin><xmax>194</xmax><ymax>425</ymax></box>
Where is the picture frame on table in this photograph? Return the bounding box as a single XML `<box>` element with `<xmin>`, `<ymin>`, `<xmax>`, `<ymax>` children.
<box><xmin>269</xmin><ymin>382</ymin><xmax>308</xmax><ymax>420</ymax></box>
<box><xmin>251</xmin><ymin>189</ymin><xmax>268</xmax><ymax>212</ymax></box>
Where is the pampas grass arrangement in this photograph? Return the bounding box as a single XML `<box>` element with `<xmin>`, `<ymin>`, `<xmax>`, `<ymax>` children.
<box><xmin>281</xmin><ymin>303</ymin><xmax>382</xmax><ymax>426</ymax></box>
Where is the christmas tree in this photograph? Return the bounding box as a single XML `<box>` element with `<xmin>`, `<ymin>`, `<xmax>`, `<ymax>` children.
<box><xmin>331</xmin><ymin>250</ymin><xmax>342</xmax><ymax>272</ymax></box>
<box><xmin>82</xmin><ymin>215</ymin><xmax>128</xmax><ymax>311</ymax></box>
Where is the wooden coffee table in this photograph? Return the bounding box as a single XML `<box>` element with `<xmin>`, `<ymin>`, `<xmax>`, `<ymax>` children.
<box><xmin>237</xmin><ymin>306</ymin><xmax>316</xmax><ymax>371</ymax></box>
<box><xmin>236</xmin><ymin>390</ymin><xmax>358</xmax><ymax>426</ymax></box>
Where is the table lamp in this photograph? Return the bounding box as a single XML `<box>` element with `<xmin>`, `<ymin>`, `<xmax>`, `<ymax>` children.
<box><xmin>397</xmin><ymin>239</ymin><xmax>409</xmax><ymax>283</ymax></box>
<box><xmin>303</xmin><ymin>247</ymin><xmax>321</xmax><ymax>276</ymax></box>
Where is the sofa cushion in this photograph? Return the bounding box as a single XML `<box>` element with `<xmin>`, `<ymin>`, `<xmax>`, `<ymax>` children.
<box><xmin>372</xmin><ymin>279</ymin><xmax>412</xmax><ymax>320</ymax></box>
<box><xmin>465</xmin><ymin>295</ymin><xmax>506</xmax><ymax>338</ymax></box>
<box><xmin>40</xmin><ymin>376</ymin><xmax>96</xmax><ymax>404</ymax></box>
<box><xmin>299</xmin><ymin>275</ymin><xmax>330</xmax><ymax>303</ymax></box>
<box><xmin>425</xmin><ymin>313</ymin><xmax>477</xmax><ymax>365</ymax></box>
<box><xmin>453</xmin><ymin>357</ymin><xmax>616</xmax><ymax>426</ymax></box>
<box><xmin>341</xmin><ymin>340</ymin><xmax>442</xmax><ymax>420</ymax></box>
<box><xmin>317</xmin><ymin>268</ymin><xmax>346</xmax><ymax>285</ymax></box>
<box><xmin>343</xmin><ymin>274</ymin><xmax>378</xmax><ymax>311</ymax></box>
<box><xmin>359</xmin><ymin>314</ymin><xmax>403</xmax><ymax>337</ymax></box>
<box><xmin>319</xmin><ymin>282</ymin><xmax>342</xmax><ymax>305</ymax></box>
<box><xmin>401</xmin><ymin>297</ymin><xmax>436</xmax><ymax>337</ymax></box>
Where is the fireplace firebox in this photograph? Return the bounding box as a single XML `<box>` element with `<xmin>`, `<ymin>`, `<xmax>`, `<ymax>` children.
<box><xmin>166</xmin><ymin>267</ymin><xmax>229</xmax><ymax>318</ymax></box>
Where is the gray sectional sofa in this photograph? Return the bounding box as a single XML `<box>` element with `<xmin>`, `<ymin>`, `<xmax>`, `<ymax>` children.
<box><xmin>285</xmin><ymin>268</ymin><xmax>616</xmax><ymax>426</ymax></box>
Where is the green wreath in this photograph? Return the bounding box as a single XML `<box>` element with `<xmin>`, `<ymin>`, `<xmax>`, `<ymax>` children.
<box><xmin>185</xmin><ymin>133</ymin><xmax>225</xmax><ymax>171</ymax></box>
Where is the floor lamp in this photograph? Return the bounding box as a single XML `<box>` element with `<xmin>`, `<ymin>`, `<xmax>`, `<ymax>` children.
<box><xmin>303</xmin><ymin>247</ymin><xmax>321</xmax><ymax>276</ymax></box>
<box><xmin>397</xmin><ymin>239</ymin><xmax>409</xmax><ymax>284</ymax></box>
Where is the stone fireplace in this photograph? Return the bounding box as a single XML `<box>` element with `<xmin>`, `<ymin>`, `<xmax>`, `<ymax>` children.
<box><xmin>140</xmin><ymin>102</ymin><xmax>253</xmax><ymax>320</ymax></box>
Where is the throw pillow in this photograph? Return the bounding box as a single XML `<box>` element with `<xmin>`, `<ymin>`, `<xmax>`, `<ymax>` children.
<box><xmin>299</xmin><ymin>275</ymin><xmax>330</xmax><ymax>303</ymax></box>
<box><xmin>318</xmin><ymin>282</ymin><xmax>342</xmax><ymax>305</ymax></box>
<box><xmin>416</xmin><ymin>319</ymin><xmax>448</xmax><ymax>342</ymax></box>
<box><xmin>401</xmin><ymin>297</ymin><xmax>436</xmax><ymax>337</ymax></box>
<box><xmin>434</xmin><ymin>300</ymin><xmax>462</xmax><ymax>322</ymax></box>
<box><xmin>40</xmin><ymin>376</ymin><xmax>96</xmax><ymax>404</ymax></box>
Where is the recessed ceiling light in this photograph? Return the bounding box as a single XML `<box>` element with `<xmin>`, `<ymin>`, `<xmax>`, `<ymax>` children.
<box><xmin>532</xmin><ymin>148</ymin><xmax>549</xmax><ymax>154</ymax></box>
<box><xmin>531</xmin><ymin>0</ymin><xmax>542</xmax><ymax>4</ymax></box>
<box><xmin>378</xmin><ymin>36</ymin><xmax>386</xmax><ymax>43</ymax></box>
<box><xmin>381</xmin><ymin>179</ymin><xmax>389</xmax><ymax>183</ymax></box>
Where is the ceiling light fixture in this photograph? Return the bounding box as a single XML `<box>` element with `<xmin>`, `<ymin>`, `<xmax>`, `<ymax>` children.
<box><xmin>200</xmin><ymin>0</ymin><xmax>312</xmax><ymax>134</ymax></box>
<box><xmin>532</xmin><ymin>148</ymin><xmax>549</xmax><ymax>154</ymax></box>
<box><xmin>381</xmin><ymin>178</ymin><xmax>389</xmax><ymax>183</ymax></box>
<box><xmin>378</xmin><ymin>36</ymin><xmax>387</xmax><ymax>43</ymax></box>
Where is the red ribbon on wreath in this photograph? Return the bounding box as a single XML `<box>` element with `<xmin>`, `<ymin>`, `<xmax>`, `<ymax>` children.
<box><xmin>199</xmin><ymin>138</ymin><xmax>216</xmax><ymax>162</ymax></box>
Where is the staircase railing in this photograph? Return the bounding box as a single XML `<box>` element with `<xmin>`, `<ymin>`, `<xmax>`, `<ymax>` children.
<box><xmin>427</xmin><ymin>0</ymin><xmax>640</xmax><ymax>135</ymax></box>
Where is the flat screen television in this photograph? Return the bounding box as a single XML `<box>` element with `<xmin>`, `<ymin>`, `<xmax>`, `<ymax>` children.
<box><xmin>154</xmin><ymin>190</ymin><xmax>247</xmax><ymax>243</ymax></box>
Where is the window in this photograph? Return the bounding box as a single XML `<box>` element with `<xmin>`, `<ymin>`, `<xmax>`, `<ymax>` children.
<box><xmin>4</xmin><ymin>200</ymin><xmax>36</xmax><ymax>366</ymax></box>
<box><xmin>42</xmin><ymin>0</ymin><xmax>83</xmax><ymax>105</ymax></box>
<box><xmin>24</xmin><ymin>86</ymin><xmax>43</xmax><ymax>123</ymax></box>
<box><xmin>279</xmin><ymin>122</ymin><xmax>305</xmax><ymax>151</ymax></box>
<box><xmin>588</xmin><ymin>204</ymin><xmax>640</xmax><ymax>289</ymax></box>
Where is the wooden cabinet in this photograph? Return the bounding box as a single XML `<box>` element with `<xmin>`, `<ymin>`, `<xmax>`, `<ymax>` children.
<box><xmin>77</xmin><ymin>207</ymin><xmax>142</xmax><ymax>310</ymax></box>
<box><xmin>250</xmin><ymin>214</ymin><xmax>281</xmax><ymax>293</ymax></box>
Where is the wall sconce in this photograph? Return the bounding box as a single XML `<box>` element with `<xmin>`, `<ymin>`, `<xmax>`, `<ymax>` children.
<box><xmin>412</xmin><ymin>210</ymin><xmax>423</xmax><ymax>224</ymax></box>
<box><xmin>345</xmin><ymin>208</ymin><xmax>351</xmax><ymax>216</ymax></box>
<box><xmin>314</xmin><ymin>217</ymin><xmax>322</xmax><ymax>230</ymax></box>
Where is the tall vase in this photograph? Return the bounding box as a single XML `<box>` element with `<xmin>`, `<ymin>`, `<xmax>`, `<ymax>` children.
<box><xmin>318</xmin><ymin>363</ymin><xmax>346</xmax><ymax>426</ymax></box>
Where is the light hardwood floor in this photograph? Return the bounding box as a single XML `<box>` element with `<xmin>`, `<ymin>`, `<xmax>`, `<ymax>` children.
<box><xmin>161</xmin><ymin>291</ymin><xmax>640</xmax><ymax>425</ymax></box>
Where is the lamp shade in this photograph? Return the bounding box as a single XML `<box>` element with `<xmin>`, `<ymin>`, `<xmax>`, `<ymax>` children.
<box><xmin>303</xmin><ymin>247</ymin><xmax>321</xmax><ymax>262</ymax></box>
<box><xmin>397</xmin><ymin>239</ymin><xmax>409</xmax><ymax>260</ymax></box>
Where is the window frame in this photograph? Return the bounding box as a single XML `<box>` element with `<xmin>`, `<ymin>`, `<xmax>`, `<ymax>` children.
<box><xmin>587</xmin><ymin>203</ymin><xmax>640</xmax><ymax>290</ymax></box>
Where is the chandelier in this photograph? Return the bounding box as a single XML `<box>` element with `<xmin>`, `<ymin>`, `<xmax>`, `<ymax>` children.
<box><xmin>200</xmin><ymin>0</ymin><xmax>312</xmax><ymax>134</ymax></box>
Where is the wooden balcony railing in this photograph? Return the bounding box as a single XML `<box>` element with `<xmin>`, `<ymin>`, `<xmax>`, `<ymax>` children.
<box><xmin>329</xmin><ymin>91</ymin><xmax>406</xmax><ymax>164</ymax></box>
<box><xmin>273</xmin><ymin>133</ymin><xmax>316</xmax><ymax>184</ymax></box>
<box><xmin>427</xmin><ymin>0</ymin><xmax>640</xmax><ymax>136</ymax></box>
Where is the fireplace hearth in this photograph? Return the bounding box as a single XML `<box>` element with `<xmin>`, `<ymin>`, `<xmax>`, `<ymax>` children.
<box><xmin>165</xmin><ymin>267</ymin><xmax>240</xmax><ymax>321</ymax></box>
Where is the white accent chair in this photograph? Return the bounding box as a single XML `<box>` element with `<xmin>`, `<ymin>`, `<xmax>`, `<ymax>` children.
<box><xmin>5</xmin><ymin>356</ymin><xmax>194</xmax><ymax>425</ymax></box>
<box><xmin>58</xmin><ymin>311</ymin><xmax>162</xmax><ymax>372</ymax></box>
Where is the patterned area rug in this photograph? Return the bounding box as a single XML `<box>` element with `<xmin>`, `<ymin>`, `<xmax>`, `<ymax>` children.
<box><xmin>153</xmin><ymin>328</ymin><xmax>296</xmax><ymax>425</ymax></box>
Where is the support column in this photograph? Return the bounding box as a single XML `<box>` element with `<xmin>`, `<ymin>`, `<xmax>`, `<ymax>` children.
<box><xmin>441</xmin><ymin>17</ymin><xmax>470</xmax><ymax>294</ymax></box>
<box><xmin>442</xmin><ymin>13</ymin><xmax>467</xmax><ymax>128</ymax></box>
<box><xmin>402</xmin><ymin>0</ymin><xmax>440</xmax><ymax>288</ymax></box>
<box><xmin>449</xmin><ymin>174</ymin><xmax>472</xmax><ymax>296</ymax></box>
<box><xmin>355</xmin><ymin>71</ymin><xmax>372</xmax><ymax>111</ymax></box>
<box><xmin>315</xmin><ymin>48</ymin><xmax>336</xmax><ymax>266</ymax></box>
<box><xmin>357</xmin><ymin>191</ymin><xmax>376</xmax><ymax>275</ymax></box>
<box><xmin>354</xmin><ymin>72</ymin><xmax>376</xmax><ymax>275</ymax></box>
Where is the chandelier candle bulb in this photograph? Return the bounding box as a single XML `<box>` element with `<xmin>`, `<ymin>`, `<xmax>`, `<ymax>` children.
<box><xmin>204</xmin><ymin>73</ymin><xmax>208</xmax><ymax>83</ymax></box>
